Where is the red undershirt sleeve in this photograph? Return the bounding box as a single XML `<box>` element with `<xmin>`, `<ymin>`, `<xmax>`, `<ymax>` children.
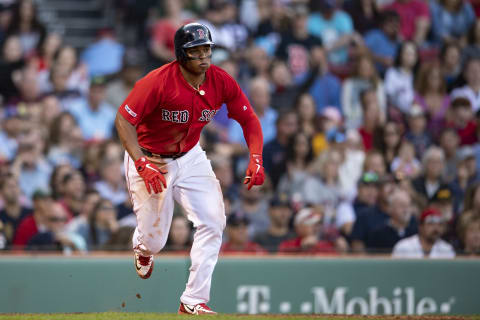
<box><xmin>222</xmin><ymin>70</ymin><xmax>263</xmax><ymax>154</ymax></box>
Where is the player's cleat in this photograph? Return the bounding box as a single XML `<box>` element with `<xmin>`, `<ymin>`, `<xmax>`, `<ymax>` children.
<box><xmin>134</xmin><ymin>252</ymin><xmax>154</xmax><ymax>279</ymax></box>
<box><xmin>178</xmin><ymin>302</ymin><xmax>217</xmax><ymax>315</ymax></box>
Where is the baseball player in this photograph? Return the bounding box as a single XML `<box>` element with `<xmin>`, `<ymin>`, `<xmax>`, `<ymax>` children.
<box><xmin>115</xmin><ymin>23</ymin><xmax>265</xmax><ymax>315</ymax></box>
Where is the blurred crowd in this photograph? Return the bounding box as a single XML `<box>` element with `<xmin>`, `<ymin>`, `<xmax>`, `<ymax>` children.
<box><xmin>1</xmin><ymin>0</ymin><xmax>480</xmax><ymax>257</ymax></box>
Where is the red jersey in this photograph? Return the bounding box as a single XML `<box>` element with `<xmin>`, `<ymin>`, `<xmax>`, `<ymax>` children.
<box><xmin>118</xmin><ymin>61</ymin><xmax>256</xmax><ymax>154</ymax></box>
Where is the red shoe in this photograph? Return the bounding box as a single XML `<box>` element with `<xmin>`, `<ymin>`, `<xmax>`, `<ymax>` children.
<box><xmin>178</xmin><ymin>302</ymin><xmax>217</xmax><ymax>315</ymax></box>
<box><xmin>134</xmin><ymin>252</ymin><xmax>154</xmax><ymax>279</ymax></box>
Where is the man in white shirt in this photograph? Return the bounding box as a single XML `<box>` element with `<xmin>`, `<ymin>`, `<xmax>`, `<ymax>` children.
<box><xmin>392</xmin><ymin>207</ymin><xmax>455</xmax><ymax>258</ymax></box>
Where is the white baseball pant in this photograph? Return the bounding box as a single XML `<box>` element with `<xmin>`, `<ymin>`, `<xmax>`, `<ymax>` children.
<box><xmin>124</xmin><ymin>143</ymin><xmax>226</xmax><ymax>305</ymax></box>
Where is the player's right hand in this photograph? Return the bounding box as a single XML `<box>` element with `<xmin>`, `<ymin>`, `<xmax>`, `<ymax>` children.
<box><xmin>135</xmin><ymin>156</ymin><xmax>168</xmax><ymax>194</ymax></box>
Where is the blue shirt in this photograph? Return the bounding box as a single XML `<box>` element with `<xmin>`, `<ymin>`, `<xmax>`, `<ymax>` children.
<box><xmin>81</xmin><ymin>38</ymin><xmax>125</xmax><ymax>77</ymax></box>
<box><xmin>69</xmin><ymin>99</ymin><xmax>116</xmax><ymax>140</ymax></box>
<box><xmin>364</xmin><ymin>29</ymin><xmax>399</xmax><ymax>74</ymax></box>
<box><xmin>228</xmin><ymin>107</ymin><xmax>277</xmax><ymax>144</ymax></box>
<box><xmin>19</xmin><ymin>159</ymin><xmax>53</xmax><ymax>199</ymax></box>
<box><xmin>308</xmin><ymin>72</ymin><xmax>342</xmax><ymax>114</ymax></box>
<box><xmin>429</xmin><ymin>0</ymin><xmax>475</xmax><ymax>45</ymax></box>
<box><xmin>307</xmin><ymin>11</ymin><xmax>353</xmax><ymax>65</ymax></box>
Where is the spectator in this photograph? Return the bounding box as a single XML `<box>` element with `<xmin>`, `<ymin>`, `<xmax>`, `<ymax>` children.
<box><xmin>26</xmin><ymin>201</ymin><xmax>86</xmax><ymax>253</ymax></box>
<box><xmin>384</xmin><ymin>0</ymin><xmax>430</xmax><ymax>45</ymax></box>
<box><xmin>263</xmin><ymin>110</ymin><xmax>298</xmax><ymax>188</ymax></box>
<box><xmin>165</xmin><ymin>214</ymin><xmax>192</xmax><ymax>252</ymax></box>
<box><xmin>391</xmin><ymin>140</ymin><xmax>422</xmax><ymax>180</ymax></box>
<box><xmin>68</xmin><ymin>77</ymin><xmax>116</xmax><ymax>141</ymax></box>
<box><xmin>430</xmin><ymin>185</ymin><xmax>456</xmax><ymax>240</ymax></box>
<box><xmin>277</xmin><ymin>132</ymin><xmax>314</xmax><ymax>198</ymax></box>
<box><xmin>312</xmin><ymin>106</ymin><xmax>342</xmax><ymax>155</ymax></box>
<box><xmin>439</xmin><ymin>128</ymin><xmax>461</xmax><ymax>182</ymax></box>
<box><xmin>0</xmin><ymin>35</ymin><xmax>25</xmax><ymax>103</ymax></box>
<box><xmin>85</xmin><ymin>199</ymin><xmax>119</xmax><ymax>250</ymax></box>
<box><xmin>269</xmin><ymin>59</ymin><xmax>300</xmax><ymax>111</ymax></box>
<box><xmin>58</xmin><ymin>170</ymin><xmax>86</xmax><ymax>219</ymax></box>
<box><xmin>463</xmin><ymin>182</ymin><xmax>480</xmax><ymax>218</ymax></box>
<box><xmin>364</xmin><ymin>10</ymin><xmax>400</xmax><ymax>74</ymax></box>
<box><xmin>368</xmin><ymin>188</ymin><xmax>418</xmax><ymax>253</ymax></box>
<box><xmin>149</xmin><ymin>0</ymin><xmax>192</xmax><ymax>66</ymax></box>
<box><xmin>278</xmin><ymin>207</ymin><xmax>335</xmax><ymax>254</ymax></box>
<box><xmin>374</xmin><ymin>121</ymin><xmax>402</xmax><ymax>171</ymax></box>
<box><xmin>358</xmin><ymin>89</ymin><xmax>386</xmax><ymax>151</ymax></box>
<box><xmin>38</xmin><ymin>45</ymin><xmax>89</xmax><ymax>96</ymax></box>
<box><xmin>463</xmin><ymin>19</ymin><xmax>480</xmax><ymax>61</ymax></box>
<box><xmin>47</xmin><ymin>112</ymin><xmax>83</xmax><ymax>168</ymax></box>
<box><xmin>404</xmin><ymin>105</ymin><xmax>432</xmax><ymax>159</ymax></box>
<box><xmin>336</xmin><ymin>171</ymin><xmax>380</xmax><ymax>239</ymax></box>
<box><xmin>306</xmin><ymin>47</ymin><xmax>342</xmax><ymax>113</ymax></box>
<box><xmin>414</xmin><ymin>62</ymin><xmax>450</xmax><ymax>139</ymax></box>
<box><xmin>94</xmin><ymin>155</ymin><xmax>127</xmax><ymax>206</ymax></box>
<box><xmin>429</xmin><ymin>0</ymin><xmax>475</xmax><ymax>46</ymax></box>
<box><xmin>412</xmin><ymin>146</ymin><xmax>447</xmax><ymax>202</ymax></box>
<box><xmin>351</xmin><ymin>174</ymin><xmax>396</xmax><ymax>252</ymax></box>
<box><xmin>446</xmin><ymin>97</ymin><xmax>477</xmax><ymax>145</ymax></box>
<box><xmin>4</xmin><ymin>66</ymin><xmax>41</xmax><ymax>118</ymax></box>
<box><xmin>0</xmin><ymin>116</ymin><xmax>21</xmax><ymax>162</ymax></box>
<box><xmin>6</xmin><ymin>0</ymin><xmax>46</xmax><ymax>56</ymax></box>
<box><xmin>11</xmin><ymin>130</ymin><xmax>53</xmax><ymax>199</ymax></box>
<box><xmin>344</xmin><ymin>0</ymin><xmax>380</xmax><ymax>35</ymax></box>
<box><xmin>221</xmin><ymin>210</ymin><xmax>265</xmax><ymax>253</ymax></box>
<box><xmin>307</xmin><ymin>0</ymin><xmax>358</xmax><ymax>67</ymax></box>
<box><xmin>211</xmin><ymin>154</ymin><xmax>237</xmax><ymax>200</ymax></box>
<box><xmin>294</xmin><ymin>92</ymin><xmax>317</xmax><ymax>137</ymax></box>
<box><xmin>0</xmin><ymin>172</ymin><xmax>30</xmax><ymax>246</ymax></box>
<box><xmin>81</xmin><ymin>28</ymin><xmax>125</xmax><ymax>77</ymax></box>
<box><xmin>384</xmin><ymin>41</ymin><xmax>419</xmax><ymax>115</ymax></box>
<box><xmin>449</xmin><ymin>157</ymin><xmax>471</xmax><ymax>214</ymax></box>
<box><xmin>228</xmin><ymin>77</ymin><xmax>278</xmax><ymax>146</ymax></box>
<box><xmin>341</xmin><ymin>54</ymin><xmax>386</xmax><ymax>129</ymax></box>
<box><xmin>65</xmin><ymin>189</ymin><xmax>101</xmax><ymax>240</ymax></box>
<box><xmin>275</xmin><ymin>4</ymin><xmax>323</xmax><ymax>78</ymax></box>
<box><xmin>230</xmin><ymin>183</ymin><xmax>269</xmax><ymax>238</ymax></box>
<box><xmin>105</xmin><ymin>48</ymin><xmax>144</xmax><ymax>109</ymax></box>
<box><xmin>441</xmin><ymin>42</ymin><xmax>462</xmax><ymax>90</ymax></box>
<box><xmin>457</xmin><ymin>213</ymin><xmax>480</xmax><ymax>255</ymax></box>
<box><xmin>451</xmin><ymin>57</ymin><xmax>480</xmax><ymax>112</ymax></box>
<box><xmin>32</xmin><ymin>32</ymin><xmax>62</xmax><ymax>72</ymax></box>
<box><xmin>392</xmin><ymin>207</ymin><xmax>455</xmax><ymax>258</ymax></box>
<box><xmin>363</xmin><ymin>150</ymin><xmax>387</xmax><ymax>178</ymax></box>
<box><xmin>12</xmin><ymin>190</ymin><xmax>52</xmax><ymax>248</ymax></box>
<box><xmin>338</xmin><ymin>129</ymin><xmax>367</xmax><ymax>198</ymax></box>
<box><xmin>253</xmin><ymin>194</ymin><xmax>295</xmax><ymax>253</ymax></box>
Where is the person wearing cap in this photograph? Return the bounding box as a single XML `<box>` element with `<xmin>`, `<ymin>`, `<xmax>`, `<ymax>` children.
<box><xmin>430</xmin><ymin>185</ymin><xmax>457</xmax><ymax>243</ymax></box>
<box><xmin>336</xmin><ymin>172</ymin><xmax>380</xmax><ymax>239</ymax></box>
<box><xmin>278</xmin><ymin>207</ymin><xmax>335</xmax><ymax>254</ymax></box>
<box><xmin>367</xmin><ymin>188</ymin><xmax>418</xmax><ymax>253</ymax></box>
<box><xmin>221</xmin><ymin>210</ymin><xmax>265</xmax><ymax>253</ymax></box>
<box><xmin>392</xmin><ymin>207</ymin><xmax>455</xmax><ymax>258</ymax></box>
<box><xmin>253</xmin><ymin>194</ymin><xmax>295</xmax><ymax>253</ymax></box>
<box><xmin>68</xmin><ymin>76</ymin><xmax>116</xmax><ymax>141</ymax></box>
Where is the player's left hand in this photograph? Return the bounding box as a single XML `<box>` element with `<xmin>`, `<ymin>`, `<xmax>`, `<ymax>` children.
<box><xmin>243</xmin><ymin>153</ymin><xmax>265</xmax><ymax>190</ymax></box>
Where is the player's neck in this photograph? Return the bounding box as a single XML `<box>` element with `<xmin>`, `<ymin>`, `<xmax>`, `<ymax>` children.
<box><xmin>179</xmin><ymin>64</ymin><xmax>205</xmax><ymax>90</ymax></box>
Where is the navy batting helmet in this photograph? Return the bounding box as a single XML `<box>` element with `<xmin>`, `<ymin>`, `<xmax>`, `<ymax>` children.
<box><xmin>174</xmin><ymin>23</ymin><xmax>214</xmax><ymax>63</ymax></box>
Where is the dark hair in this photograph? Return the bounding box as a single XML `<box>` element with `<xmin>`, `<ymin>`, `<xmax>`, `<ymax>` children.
<box><xmin>285</xmin><ymin>132</ymin><xmax>314</xmax><ymax>164</ymax></box>
<box><xmin>88</xmin><ymin>199</ymin><xmax>116</xmax><ymax>247</ymax></box>
<box><xmin>450</xmin><ymin>97</ymin><xmax>472</xmax><ymax>109</ymax></box>
<box><xmin>467</xmin><ymin>19</ymin><xmax>480</xmax><ymax>45</ymax></box>
<box><xmin>463</xmin><ymin>182</ymin><xmax>480</xmax><ymax>212</ymax></box>
<box><xmin>414</xmin><ymin>61</ymin><xmax>446</xmax><ymax>96</ymax></box>
<box><xmin>6</xmin><ymin>0</ymin><xmax>46</xmax><ymax>42</ymax></box>
<box><xmin>49</xmin><ymin>111</ymin><xmax>77</xmax><ymax>145</ymax></box>
<box><xmin>359</xmin><ymin>87</ymin><xmax>376</xmax><ymax>109</ymax></box>
<box><xmin>380</xmin><ymin>10</ymin><xmax>400</xmax><ymax>26</ymax></box>
<box><xmin>394</xmin><ymin>41</ymin><xmax>419</xmax><ymax>71</ymax></box>
<box><xmin>275</xmin><ymin>109</ymin><xmax>297</xmax><ymax>127</ymax></box>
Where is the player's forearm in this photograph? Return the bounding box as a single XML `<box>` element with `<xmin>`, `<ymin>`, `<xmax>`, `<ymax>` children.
<box><xmin>240</xmin><ymin>116</ymin><xmax>263</xmax><ymax>155</ymax></box>
<box><xmin>115</xmin><ymin>112</ymin><xmax>144</xmax><ymax>161</ymax></box>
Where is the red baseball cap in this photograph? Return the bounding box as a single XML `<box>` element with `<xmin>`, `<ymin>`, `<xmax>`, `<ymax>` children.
<box><xmin>420</xmin><ymin>207</ymin><xmax>444</xmax><ymax>224</ymax></box>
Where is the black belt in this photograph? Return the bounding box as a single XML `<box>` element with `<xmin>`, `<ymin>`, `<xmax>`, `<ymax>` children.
<box><xmin>141</xmin><ymin>148</ymin><xmax>186</xmax><ymax>159</ymax></box>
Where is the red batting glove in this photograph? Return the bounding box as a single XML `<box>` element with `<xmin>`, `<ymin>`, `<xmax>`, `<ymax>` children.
<box><xmin>243</xmin><ymin>153</ymin><xmax>265</xmax><ymax>190</ymax></box>
<box><xmin>135</xmin><ymin>156</ymin><xmax>167</xmax><ymax>194</ymax></box>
